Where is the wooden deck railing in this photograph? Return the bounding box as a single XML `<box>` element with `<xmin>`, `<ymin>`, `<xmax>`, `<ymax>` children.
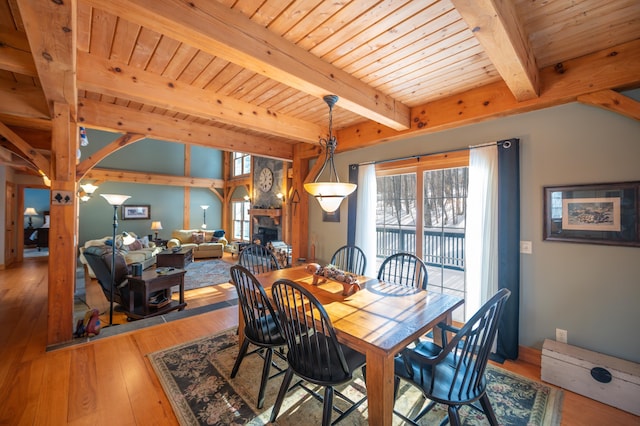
<box><xmin>376</xmin><ymin>227</ymin><xmax>465</xmax><ymax>271</ymax></box>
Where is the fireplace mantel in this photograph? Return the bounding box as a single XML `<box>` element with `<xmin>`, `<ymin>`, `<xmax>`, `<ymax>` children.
<box><xmin>249</xmin><ymin>208</ymin><xmax>281</xmax><ymax>225</ymax></box>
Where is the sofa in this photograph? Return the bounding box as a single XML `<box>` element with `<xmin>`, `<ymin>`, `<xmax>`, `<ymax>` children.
<box><xmin>167</xmin><ymin>229</ymin><xmax>228</xmax><ymax>259</ymax></box>
<box><xmin>79</xmin><ymin>233</ymin><xmax>163</xmax><ymax>278</ymax></box>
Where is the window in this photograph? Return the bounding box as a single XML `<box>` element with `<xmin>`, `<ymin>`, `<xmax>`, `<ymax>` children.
<box><xmin>231</xmin><ymin>199</ymin><xmax>251</xmax><ymax>241</ymax></box>
<box><xmin>375</xmin><ymin>151</ymin><xmax>469</xmax><ymax>320</ymax></box>
<box><xmin>232</xmin><ymin>152</ymin><xmax>251</xmax><ymax>177</ymax></box>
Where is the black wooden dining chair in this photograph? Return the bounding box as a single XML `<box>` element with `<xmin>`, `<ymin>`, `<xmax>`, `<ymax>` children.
<box><xmin>330</xmin><ymin>245</ymin><xmax>367</xmax><ymax>275</ymax></box>
<box><xmin>270</xmin><ymin>279</ymin><xmax>367</xmax><ymax>426</ymax></box>
<box><xmin>377</xmin><ymin>252</ymin><xmax>428</xmax><ymax>289</ymax></box>
<box><xmin>393</xmin><ymin>288</ymin><xmax>511</xmax><ymax>425</ymax></box>
<box><xmin>229</xmin><ymin>265</ymin><xmax>286</xmax><ymax>409</ymax></box>
<box><xmin>238</xmin><ymin>243</ymin><xmax>280</xmax><ymax>274</ymax></box>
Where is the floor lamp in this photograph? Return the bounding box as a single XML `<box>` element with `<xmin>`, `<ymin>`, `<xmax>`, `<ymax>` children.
<box><xmin>100</xmin><ymin>194</ymin><xmax>131</xmax><ymax>326</ymax></box>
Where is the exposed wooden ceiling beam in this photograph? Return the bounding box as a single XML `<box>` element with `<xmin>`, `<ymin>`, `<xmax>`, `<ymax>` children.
<box><xmin>577</xmin><ymin>90</ymin><xmax>640</xmax><ymax>121</ymax></box>
<box><xmin>0</xmin><ymin>121</ymin><xmax>50</xmax><ymax>175</ymax></box>
<box><xmin>78</xmin><ymin>99</ymin><xmax>294</xmax><ymax>161</ymax></box>
<box><xmin>16</xmin><ymin>0</ymin><xmax>77</xmax><ymax>118</ymax></box>
<box><xmin>451</xmin><ymin>0</ymin><xmax>539</xmax><ymax>101</ymax></box>
<box><xmin>0</xmin><ymin>112</ymin><xmax>52</xmax><ymax>130</ymax></box>
<box><xmin>77</xmin><ymin>52</ymin><xmax>323</xmax><ymax>143</ymax></box>
<box><xmin>84</xmin><ymin>167</ymin><xmax>224</xmax><ymax>189</ymax></box>
<box><xmin>8</xmin><ymin>126</ymin><xmax>51</xmax><ymax>150</ymax></box>
<box><xmin>0</xmin><ymin>79</ymin><xmax>49</xmax><ymax>119</ymax></box>
<box><xmin>337</xmin><ymin>39</ymin><xmax>640</xmax><ymax>151</ymax></box>
<box><xmin>0</xmin><ymin>28</ymin><xmax>37</xmax><ymax>76</ymax></box>
<box><xmin>83</xmin><ymin>0</ymin><xmax>411</xmax><ymax>131</ymax></box>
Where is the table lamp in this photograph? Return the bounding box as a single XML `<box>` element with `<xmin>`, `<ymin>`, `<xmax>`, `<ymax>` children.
<box><xmin>24</xmin><ymin>207</ymin><xmax>38</xmax><ymax>229</ymax></box>
<box><xmin>151</xmin><ymin>221</ymin><xmax>163</xmax><ymax>240</ymax></box>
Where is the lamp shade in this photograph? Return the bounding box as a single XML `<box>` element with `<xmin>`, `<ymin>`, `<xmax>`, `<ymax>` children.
<box><xmin>80</xmin><ymin>183</ymin><xmax>99</xmax><ymax>194</ymax></box>
<box><xmin>24</xmin><ymin>207</ymin><xmax>38</xmax><ymax>216</ymax></box>
<box><xmin>122</xmin><ymin>232</ymin><xmax>136</xmax><ymax>245</ymax></box>
<box><xmin>100</xmin><ymin>193</ymin><xmax>131</xmax><ymax>206</ymax></box>
<box><xmin>151</xmin><ymin>221</ymin><xmax>163</xmax><ymax>231</ymax></box>
<box><xmin>304</xmin><ymin>182</ymin><xmax>357</xmax><ymax>212</ymax></box>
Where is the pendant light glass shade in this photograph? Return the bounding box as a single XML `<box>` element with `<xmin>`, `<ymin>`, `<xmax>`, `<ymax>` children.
<box><xmin>304</xmin><ymin>95</ymin><xmax>357</xmax><ymax>213</ymax></box>
<box><xmin>304</xmin><ymin>182</ymin><xmax>356</xmax><ymax>212</ymax></box>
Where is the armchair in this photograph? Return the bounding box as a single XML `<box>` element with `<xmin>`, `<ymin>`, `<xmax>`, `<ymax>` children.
<box><xmin>393</xmin><ymin>288</ymin><xmax>511</xmax><ymax>425</ymax></box>
<box><xmin>82</xmin><ymin>246</ymin><xmax>143</xmax><ymax>316</ymax></box>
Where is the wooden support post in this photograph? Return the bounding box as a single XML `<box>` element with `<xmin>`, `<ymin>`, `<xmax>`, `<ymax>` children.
<box><xmin>47</xmin><ymin>102</ymin><xmax>77</xmax><ymax>345</ymax></box>
<box><xmin>183</xmin><ymin>145</ymin><xmax>191</xmax><ymax>229</ymax></box>
<box><xmin>290</xmin><ymin>144</ymin><xmax>310</xmax><ymax>262</ymax></box>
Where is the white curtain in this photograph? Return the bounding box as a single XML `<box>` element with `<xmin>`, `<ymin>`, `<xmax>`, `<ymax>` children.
<box><xmin>355</xmin><ymin>164</ymin><xmax>377</xmax><ymax>278</ymax></box>
<box><xmin>465</xmin><ymin>145</ymin><xmax>498</xmax><ymax>320</ymax></box>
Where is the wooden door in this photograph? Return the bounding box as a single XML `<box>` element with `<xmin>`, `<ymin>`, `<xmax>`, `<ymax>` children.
<box><xmin>4</xmin><ymin>182</ymin><xmax>17</xmax><ymax>266</ymax></box>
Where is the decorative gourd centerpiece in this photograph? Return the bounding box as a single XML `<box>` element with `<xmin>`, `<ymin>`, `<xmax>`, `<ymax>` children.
<box><xmin>306</xmin><ymin>263</ymin><xmax>361</xmax><ymax>296</ymax></box>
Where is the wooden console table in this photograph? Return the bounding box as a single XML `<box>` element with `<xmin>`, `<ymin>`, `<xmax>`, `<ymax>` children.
<box><xmin>126</xmin><ymin>268</ymin><xmax>187</xmax><ymax>320</ymax></box>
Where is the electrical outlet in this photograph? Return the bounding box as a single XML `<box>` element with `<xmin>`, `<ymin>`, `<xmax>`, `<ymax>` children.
<box><xmin>520</xmin><ymin>240</ymin><xmax>532</xmax><ymax>254</ymax></box>
<box><xmin>556</xmin><ymin>328</ymin><xmax>568</xmax><ymax>343</ymax></box>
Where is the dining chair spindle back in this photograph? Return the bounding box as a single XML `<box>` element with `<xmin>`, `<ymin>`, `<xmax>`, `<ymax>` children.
<box><xmin>238</xmin><ymin>243</ymin><xmax>280</xmax><ymax>274</ymax></box>
<box><xmin>377</xmin><ymin>252</ymin><xmax>428</xmax><ymax>289</ymax></box>
<box><xmin>229</xmin><ymin>265</ymin><xmax>286</xmax><ymax>409</ymax></box>
<box><xmin>394</xmin><ymin>288</ymin><xmax>511</xmax><ymax>425</ymax></box>
<box><xmin>330</xmin><ymin>245</ymin><xmax>367</xmax><ymax>275</ymax></box>
<box><xmin>270</xmin><ymin>279</ymin><xmax>367</xmax><ymax>426</ymax></box>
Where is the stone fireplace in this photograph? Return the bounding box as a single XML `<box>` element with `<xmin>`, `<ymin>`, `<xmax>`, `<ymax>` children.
<box><xmin>249</xmin><ymin>209</ymin><xmax>281</xmax><ymax>245</ymax></box>
<box><xmin>249</xmin><ymin>157</ymin><xmax>285</xmax><ymax>245</ymax></box>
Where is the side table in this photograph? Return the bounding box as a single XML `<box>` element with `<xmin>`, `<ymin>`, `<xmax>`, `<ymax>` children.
<box><xmin>127</xmin><ymin>268</ymin><xmax>187</xmax><ymax>320</ymax></box>
<box><xmin>153</xmin><ymin>238</ymin><xmax>169</xmax><ymax>248</ymax></box>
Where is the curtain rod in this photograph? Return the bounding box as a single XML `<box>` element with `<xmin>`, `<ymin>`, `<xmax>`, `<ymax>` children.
<box><xmin>357</xmin><ymin>139</ymin><xmax>511</xmax><ymax>166</ymax></box>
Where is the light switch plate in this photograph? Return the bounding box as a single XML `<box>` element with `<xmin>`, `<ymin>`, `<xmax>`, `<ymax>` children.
<box><xmin>520</xmin><ymin>240</ymin><xmax>532</xmax><ymax>254</ymax></box>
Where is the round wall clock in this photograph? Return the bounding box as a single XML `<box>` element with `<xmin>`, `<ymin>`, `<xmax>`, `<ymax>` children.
<box><xmin>258</xmin><ymin>167</ymin><xmax>274</xmax><ymax>192</ymax></box>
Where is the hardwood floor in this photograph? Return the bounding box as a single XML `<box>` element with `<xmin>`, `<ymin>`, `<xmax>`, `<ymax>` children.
<box><xmin>1</xmin><ymin>257</ymin><xmax>638</xmax><ymax>425</ymax></box>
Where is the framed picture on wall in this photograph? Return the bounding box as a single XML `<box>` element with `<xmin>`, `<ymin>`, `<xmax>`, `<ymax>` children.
<box><xmin>543</xmin><ymin>181</ymin><xmax>640</xmax><ymax>246</ymax></box>
<box><xmin>122</xmin><ymin>205</ymin><xmax>151</xmax><ymax>220</ymax></box>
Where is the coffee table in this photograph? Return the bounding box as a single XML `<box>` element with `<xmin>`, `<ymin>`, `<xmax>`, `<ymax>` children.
<box><xmin>126</xmin><ymin>267</ymin><xmax>187</xmax><ymax>320</ymax></box>
<box><xmin>156</xmin><ymin>247</ymin><xmax>193</xmax><ymax>268</ymax></box>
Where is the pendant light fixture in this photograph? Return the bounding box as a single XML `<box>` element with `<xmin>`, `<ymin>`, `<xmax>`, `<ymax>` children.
<box><xmin>304</xmin><ymin>95</ymin><xmax>356</xmax><ymax>213</ymax></box>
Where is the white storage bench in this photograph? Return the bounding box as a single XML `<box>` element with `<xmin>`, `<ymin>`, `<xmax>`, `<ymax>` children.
<box><xmin>541</xmin><ymin>339</ymin><xmax>640</xmax><ymax>415</ymax></box>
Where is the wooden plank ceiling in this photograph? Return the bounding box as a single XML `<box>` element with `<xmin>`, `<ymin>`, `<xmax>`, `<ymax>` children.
<box><xmin>0</xmin><ymin>0</ymin><xmax>639</xmax><ymax>171</ymax></box>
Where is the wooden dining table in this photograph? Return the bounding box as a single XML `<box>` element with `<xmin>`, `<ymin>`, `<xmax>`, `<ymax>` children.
<box><xmin>244</xmin><ymin>265</ymin><xmax>464</xmax><ymax>426</ymax></box>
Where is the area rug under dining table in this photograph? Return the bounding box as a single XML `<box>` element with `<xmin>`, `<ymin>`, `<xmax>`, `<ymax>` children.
<box><xmin>148</xmin><ymin>328</ymin><xmax>563</xmax><ymax>426</ymax></box>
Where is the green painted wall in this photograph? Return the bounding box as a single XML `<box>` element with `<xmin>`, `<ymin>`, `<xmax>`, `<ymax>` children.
<box><xmin>311</xmin><ymin>93</ymin><xmax>640</xmax><ymax>364</ymax></box>
<box><xmin>78</xmin><ymin>129</ymin><xmax>223</xmax><ymax>243</ymax></box>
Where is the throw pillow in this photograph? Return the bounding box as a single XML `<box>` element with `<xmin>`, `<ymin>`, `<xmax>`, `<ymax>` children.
<box><xmin>128</xmin><ymin>239</ymin><xmax>143</xmax><ymax>251</ymax></box>
<box><xmin>191</xmin><ymin>232</ymin><xmax>205</xmax><ymax>244</ymax></box>
<box><xmin>140</xmin><ymin>236</ymin><xmax>150</xmax><ymax>248</ymax></box>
